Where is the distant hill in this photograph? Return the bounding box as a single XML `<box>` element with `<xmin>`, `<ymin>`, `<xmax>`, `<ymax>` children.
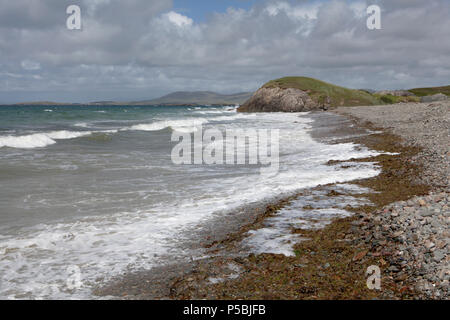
<box><xmin>7</xmin><ymin>84</ymin><xmax>449</xmax><ymax>108</ymax></box>
<box><xmin>128</xmin><ymin>91</ymin><xmax>253</xmax><ymax>106</ymax></box>
<box><xmin>408</xmin><ymin>85</ymin><xmax>450</xmax><ymax>97</ymax></box>
<box><xmin>4</xmin><ymin>91</ymin><xmax>253</xmax><ymax>106</ymax></box>
<box><xmin>13</xmin><ymin>101</ymin><xmax>80</xmax><ymax>106</ymax></box>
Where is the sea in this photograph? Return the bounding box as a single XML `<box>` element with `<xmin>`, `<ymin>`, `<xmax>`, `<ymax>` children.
<box><xmin>0</xmin><ymin>104</ymin><xmax>383</xmax><ymax>299</ymax></box>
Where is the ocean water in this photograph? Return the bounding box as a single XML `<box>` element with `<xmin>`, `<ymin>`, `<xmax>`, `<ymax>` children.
<box><xmin>0</xmin><ymin>105</ymin><xmax>383</xmax><ymax>299</ymax></box>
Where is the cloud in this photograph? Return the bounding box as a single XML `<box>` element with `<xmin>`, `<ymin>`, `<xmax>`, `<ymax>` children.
<box><xmin>165</xmin><ymin>11</ymin><xmax>193</xmax><ymax>27</ymax></box>
<box><xmin>0</xmin><ymin>0</ymin><xmax>449</xmax><ymax>103</ymax></box>
<box><xmin>21</xmin><ymin>60</ymin><xmax>41</xmax><ymax>70</ymax></box>
<box><xmin>265</xmin><ymin>1</ymin><xmax>319</xmax><ymax>19</ymax></box>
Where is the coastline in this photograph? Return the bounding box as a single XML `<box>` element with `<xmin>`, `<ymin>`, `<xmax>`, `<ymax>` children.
<box><xmin>95</xmin><ymin>101</ymin><xmax>448</xmax><ymax>300</ymax></box>
<box><xmin>334</xmin><ymin>102</ymin><xmax>449</xmax><ymax>299</ymax></box>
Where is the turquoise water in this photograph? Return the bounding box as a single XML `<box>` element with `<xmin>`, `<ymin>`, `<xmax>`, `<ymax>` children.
<box><xmin>0</xmin><ymin>105</ymin><xmax>382</xmax><ymax>299</ymax></box>
<box><xmin>0</xmin><ymin>104</ymin><xmax>205</xmax><ymax>134</ymax></box>
<box><xmin>0</xmin><ymin>104</ymin><xmax>239</xmax><ymax>229</ymax></box>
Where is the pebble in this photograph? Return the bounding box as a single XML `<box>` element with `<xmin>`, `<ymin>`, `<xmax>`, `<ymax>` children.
<box><xmin>358</xmin><ymin>191</ymin><xmax>449</xmax><ymax>299</ymax></box>
<box><xmin>334</xmin><ymin>102</ymin><xmax>449</xmax><ymax>299</ymax></box>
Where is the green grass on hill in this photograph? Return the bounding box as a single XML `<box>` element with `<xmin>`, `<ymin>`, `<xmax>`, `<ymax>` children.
<box><xmin>263</xmin><ymin>77</ymin><xmax>381</xmax><ymax>107</ymax></box>
<box><xmin>373</xmin><ymin>94</ymin><xmax>420</xmax><ymax>104</ymax></box>
<box><xmin>408</xmin><ymin>85</ymin><xmax>450</xmax><ymax>97</ymax></box>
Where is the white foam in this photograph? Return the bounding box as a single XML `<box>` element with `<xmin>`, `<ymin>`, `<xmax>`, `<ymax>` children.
<box><xmin>0</xmin><ymin>133</ymin><xmax>56</xmax><ymax>149</ymax></box>
<box><xmin>195</xmin><ymin>107</ymin><xmax>237</xmax><ymax>115</ymax></box>
<box><xmin>242</xmin><ymin>184</ymin><xmax>373</xmax><ymax>256</ymax></box>
<box><xmin>46</xmin><ymin>131</ymin><xmax>92</xmax><ymax>140</ymax></box>
<box><xmin>0</xmin><ymin>111</ymin><xmax>389</xmax><ymax>299</ymax></box>
<box><xmin>0</xmin><ymin>131</ymin><xmax>93</xmax><ymax>149</ymax></box>
<box><xmin>0</xmin><ymin>129</ymin><xmax>122</xmax><ymax>149</ymax></box>
<box><xmin>0</xmin><ymin>112</ymin><xmax>260</xmax><ymax>151</ymax></box>
<box><xmin>129</xmin><ymin>118</ymin><xmax>209</xmax><ymax>133</ymax></box>
<box><xmin>127</xmin><ymin>112</ymin><xmax>252</xmax><ymax>134</ymax></box>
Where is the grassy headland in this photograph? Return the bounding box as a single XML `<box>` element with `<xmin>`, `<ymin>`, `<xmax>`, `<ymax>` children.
<box><xmin>254</xmin><ymin>77</ymin><xmax>448</xmax><ymax>109</ymax></box>
<box><xmin>408</xmin><ymin>85</ymin><xmax>450</xmax><ymax>97</ymax></box>
<box><xmin>373</xmin><ymin>94</ymin><xmax>420</xmax><ymax>104</ymax></box>
<box><xmin>263</xmin><ymin>77</ymin><xmax>381</xmax><ymax>107</ymax></box>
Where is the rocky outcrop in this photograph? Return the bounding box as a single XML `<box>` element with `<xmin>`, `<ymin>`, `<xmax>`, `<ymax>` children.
<box><xmin>238</xmin><ymin>87</ymin><xmax>329</xmax><ymax>112</ymax></box>
<box><xmin>420</xmin><ymin>93</ymin><xmax>448</xmax><ymax>103</ymax></box>
<box><xmin>375</xmin><ymin>90</ymin><xmax>416</xmax><ymax>97</ymax></box>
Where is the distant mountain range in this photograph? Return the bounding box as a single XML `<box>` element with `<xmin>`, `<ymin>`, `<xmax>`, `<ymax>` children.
<box><xmin>4</xmin><ymin>84</ymin><xmax>449</xmax><ymax>107</ymax></box>
<box><xmin>7</xmin><ymin>91</ymin><xmax>253</xmax><ymax>106</ymax></box>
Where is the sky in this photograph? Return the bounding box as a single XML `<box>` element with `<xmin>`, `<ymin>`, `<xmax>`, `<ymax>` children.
<box><xmin>173</xmin><ymin>0</ymin><xmax>259</xmax><ymax>21</ymax></box>
<box><xmin>0</xmin><ymin>0</ymin><xmax>449</xmax><ymax>103</ymax></box>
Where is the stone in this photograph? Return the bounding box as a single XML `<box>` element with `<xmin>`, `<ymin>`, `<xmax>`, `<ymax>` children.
<box><xmin>420</xmin><ymin>209</ymin><xmax>434</xmax><ymax>217</ymax></box>
<box><xmin>375</xmin><ymin>90</ymin><xmax>416</xmax><ymax>97</ymax></box>
<box><xmin>388</xmin><ymin>265</ymin><xmax>400</xmax><ymax>272</ymax></box>
<box><xmin>434</xmin><ymin>251</ymin><xmax>445</xmax><ymax>262</ymax></box>
<box><xmin>238</xmin><ymin>87</ymin><xmax>324</xmax><ymax>112</ymax></box>
<box><xmin>421</xmin><ymin>94</ymin><xmax>448</xmax><ymax>103</ymax></box>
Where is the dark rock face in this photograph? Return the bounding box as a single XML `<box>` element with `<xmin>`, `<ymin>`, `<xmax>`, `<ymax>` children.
<box><xmin>238</xmin><ymin>87</ymin><xmax>328</xmax><ymax>112</ymax></box>
<box><xmin>420</xmin><ymin>93</ymin><xmax>448</xmax><ymax>103</ymax></box>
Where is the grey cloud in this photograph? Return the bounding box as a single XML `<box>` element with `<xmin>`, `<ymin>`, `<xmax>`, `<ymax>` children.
<box><xmin>0</xmin><ymin>0</ymin><xmax>70</xmax><ymax>29</ymax></box>
<box><xmin>0</xmin><ymin>0</ymin><xmax>449</xmax><ymax>103</ymax></box>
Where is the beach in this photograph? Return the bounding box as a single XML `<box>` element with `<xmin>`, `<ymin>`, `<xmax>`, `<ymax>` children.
<box><xmin>96</xmin><ymin>101</ymin><xmax>449</xmax><ymax>300</ymax></box>
<box><xmin>0</xmin><ymin>102</ymin><xmax>447</xmax><ymax>299</ymax></box>
<box><xmin>335</xmin><ymin>102</ymin><xmax>449</xmax><ymax>298</ymax></box>
<box><xmin>1</xmin><ymin>0</ymin><xmax>449</xmax><ymax>306</ymax></box>
<box><xmin>0</xmin><ymin>105</ymin><xmax>382</xmax><ymax>299</ymax></box>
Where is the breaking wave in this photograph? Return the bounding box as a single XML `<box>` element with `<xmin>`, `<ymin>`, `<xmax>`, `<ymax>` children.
<box><xmin>0</xmin><ymin>131</ymin><xmax>93</xmax><ymax>149</ymax></box>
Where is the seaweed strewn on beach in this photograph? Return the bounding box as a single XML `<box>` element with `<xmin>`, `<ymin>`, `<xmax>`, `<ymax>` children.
<box><xmin>163</xmin><ymin>127</ymin><xmax>429</xmax><ymax>300</ymax></box>
<box><xmin>96</xmin><ymin>113</ymin><xmax>433</xmax><ymax>300</ymax></box>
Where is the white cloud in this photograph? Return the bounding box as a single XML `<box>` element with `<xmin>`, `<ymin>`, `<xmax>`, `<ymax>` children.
<box><xmin>21</xmin><ymin>60</ymin><xmax>41</xmax><ymax>70</ymax></box>
<box><xmin>0</xmin><ymin>0</ymin><xmax>449</xmax><ymax>103</ymax></box>
<box><xmin>164</xmin><ymin>11</ymin><xmax>193</xmax><ymax>28</ymax></box>
<box><xmin>349</xmin><ymin>1</ymin><xmax>367</xmax><ymax>18</ymax></box>
<box><xmin>265</xmin><ymin>1</ymin><xmax>319</xmax><ymax>19</ymax></box>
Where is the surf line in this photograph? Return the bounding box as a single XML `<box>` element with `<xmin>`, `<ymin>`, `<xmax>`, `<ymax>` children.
<box><xmin>171</xmin><ymin>126</ymin><xmax>280</xmax><ymax>177</ymax></box>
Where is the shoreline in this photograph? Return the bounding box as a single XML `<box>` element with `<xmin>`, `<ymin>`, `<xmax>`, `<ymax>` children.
<box><xmin>334</xmin><ymin>102</ymin><xmax>449</xmax><ymax>299</ymax></box>
<box><xmin>95</xmin><ymin>102</ymin><xmax>448</xmax><ymax>300</ymax></box>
